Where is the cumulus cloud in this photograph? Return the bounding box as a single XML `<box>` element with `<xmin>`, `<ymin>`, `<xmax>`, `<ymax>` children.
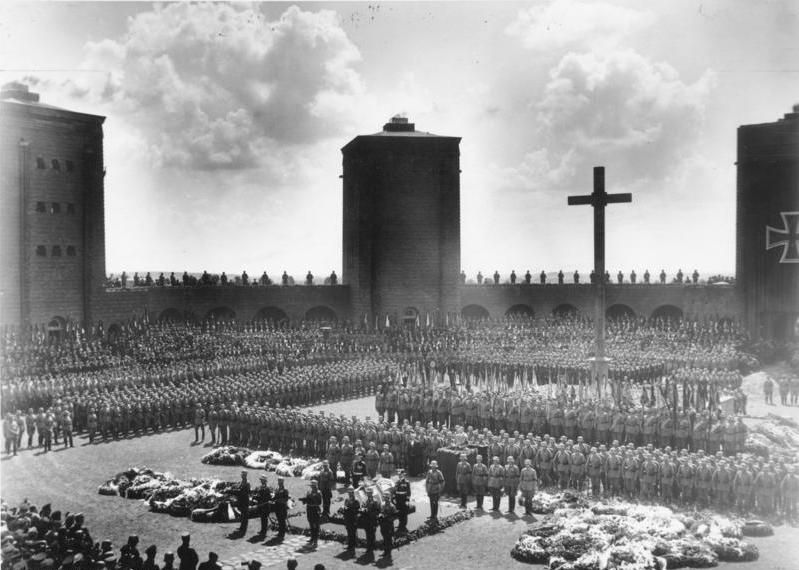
<box><xmin>506</xmin><ymin>0</ymin><xmax>653</xmax><ymax>53</ymax></box>
<box><xmin>74</xmin><ymin>3</ymin><xmax>364</xmax><ymax>170</ymax></box>
<box><xmin>536</xmin><ymin>50</ymin><xmax>715</xmax><ymax>186</ymax></box>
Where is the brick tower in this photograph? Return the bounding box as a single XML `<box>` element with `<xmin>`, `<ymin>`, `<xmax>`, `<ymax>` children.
<box><xmin>341</xmin><ymin>116</ymin><xmax>461</xmax><ymax>326</ymax></box>
<box><xmin>736</xmin><ymin>105</ymin><xmax>799</xmax><ymax>340</ymax></box>
<box><xmin>0</xmin><ymin>82</ymin><xmax>106</xmax><ymax>329</ymax></box>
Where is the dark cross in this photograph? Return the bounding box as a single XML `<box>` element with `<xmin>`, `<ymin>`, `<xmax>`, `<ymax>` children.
<box><xmin>568</xmin><ymin>167</ymin><xmax>632</xmax><ymax>400</ymax></box>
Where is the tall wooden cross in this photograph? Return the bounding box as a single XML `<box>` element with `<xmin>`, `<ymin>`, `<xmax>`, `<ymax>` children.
<box><xmin>568</xmin><ymin>167</ymin><xmax>632</xmax><ymax>400</ymax></box>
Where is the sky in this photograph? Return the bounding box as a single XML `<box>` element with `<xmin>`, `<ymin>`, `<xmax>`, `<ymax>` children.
<box><xmin>1</xmin><ymin>1</ymin><xmax>797</xmax><ymax>278</ymax></box>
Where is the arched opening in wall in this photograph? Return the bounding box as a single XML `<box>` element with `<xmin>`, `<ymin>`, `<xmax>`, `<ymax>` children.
<box><xmin>253</xmin><ymin>306</ymin><xmax>289</xmax><ymax>325</ymax></box>
<box><xmin>461</xmin><ymin>304</ymin><xmax>490</xmax><ymax>320</ymax></box>
<box><xmin>47</xmin><ymin>316</ymin><xmax>66</xmax><ymax>343</ymax></box>
<box><xmin>552</xmin><ymin>304</ymin><xmax>578</xmax><ymax>318</ymax></box>
<box><xmin>206</xmin><ymin>306</ymin><xmax>236</xmax><ymax>322</ymax></box>
<box><xmin>505</xmin><ymin>304</ymin><xmax>534</xmax><ymax>319</ymax></box>
<box><xmin>651</xmin><ymin>304</ymin><xmax>683</xmax><ymax>323</ymax></box>
<box><xmin>606</xmin><ymin>304</ymin><xmax>636</xmax><ymax>321</ymax></box>
<box><xmin>107</xmin><ymin>323</ymin><xmax>122</xmax><ymax>345</ymax></box>
<box><xmin>305</xmin><ymin>306</ymin><xmax>338</xmax><ymax>323</ymax></box>
<box><xmin>402</xmin><ymin>307</ymin><xmax>420</xmax><ymax>326</ymax></box>
<box><xmin>158</xmin><ymin>308</ymin><xmax>183</xmax><ymax>323</ymax></box>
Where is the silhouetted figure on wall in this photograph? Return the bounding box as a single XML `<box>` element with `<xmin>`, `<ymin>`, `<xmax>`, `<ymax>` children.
<box><xmin>573</xmin><ymin>270</ymin><xmax>580</xmax><ymax>284</ymax></box>
<box><xmin>241</xmin><ymin>271</ymin><xmax>249</xmax><ymax>286</ymax></box>
<box><xmin>643</xmin><ymin>270</ymin><xmax>650</xmax><ymax>284</ymax></box>
<box><xmin>220</xmin><ymin>272</ymin><xmax>228</xmax><ymax>285</ymax></box>
<box><xmin>157</xmin><ymin>273</ymin><xmax>165</xmax><ymax>287</ymax></box>
<box><xmin>676</xmin><ymin>269</ymin><xmax>684</xmax><ymax>283</ymax></box>
<box><xmin>539</xmin><ymin>271</ymin><xmax>546</xmax><ymax>284</ymax></box>
<box><xmin>510</xmin><ymin>270</ymin><xmax>517</xmax><ymax>284</ymax></box>
<box><xmin>604</xmin><ymin>271</ymin><xmax>610</xmax><ymax>284</ymax></box>
<box><xmin>524</xmin><ymin>270</ymin><xmax>532</xmax><ymax>284</ymax></box>
<box><xmin>170</xmin><ymin>272</ymin><xmax>177</xmax><ymax>286</ymax></box>
<box><xmin>692</xmin><ymin>269</ymin><xmax>699</xmax><ymax>284</ymax></box>
<box><xmin>558</xmin><ymin>270</ymin><xmax>564</xmax><ymax>285</ymax></box>
<box><xmin>630</xmin><ymin>270</ymin><xmax>637</xmax><ymax>284</ymax></box>
<box><xmin>145</xmin><ymin>272</ymin><xmax>153</xmax><ymax>286</ymax></box>
<box><xmin>329</xmin><ymin>271</ymin><xmax>337</xmax><ymax>285</ymax></box>
<box><xmin>282</xmin><ymin>271</ymin><xmax>289</xmax><ymax>285</ymax></box>
<box><xmin>306</xmin><ymin>271</ymin><xmax>314</xmax><ymax>285</ymax></box>
<box><xmin>460</xmin><ymin>270</ymin><xmax>466</xmax><ymax>284</ymax></box>
<box><xmin>493</xmin><ymin>271</ymin><xmax>500</xmax><ymax>285</ymax></box>
<box><xmin>260</xmin><ymin>272</ymin><xmax>270</xmax><ymax>285</ymax></box>
<box><xmin>617</xmin><ymin>271</ymin><xmax>623</xmax><ymax>284</ymax></box>
<box><xmin>590</xmin><ymin>270</ymin><xmax>596</xmax><ymax>284</ymax></box>
<box><xmin>182</xmin><ymin>271</ymin><xmax>189</xmax><ymax>286</ymax></box>
<box><xmin>659</xmin><ymin>269</ymin><xmax>667</xmax><ymax>284</ymax></box>
<box><xmin>477</xmin><ymin>271</ymin><xmax>483</xmax><ymax>285</ymax></box>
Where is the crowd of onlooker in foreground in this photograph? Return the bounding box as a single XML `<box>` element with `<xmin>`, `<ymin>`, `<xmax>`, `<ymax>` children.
<box><xmin>0</xmin><ymin>499</ymin><xmax>326</xmax><ymax>570</ymax></box>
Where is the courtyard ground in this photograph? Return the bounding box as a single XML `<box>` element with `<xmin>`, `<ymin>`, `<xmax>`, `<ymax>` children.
<box><xmin>2</xmin><ymin>385</ymin><xmax>799</xmax><ymax>570</ymax></box>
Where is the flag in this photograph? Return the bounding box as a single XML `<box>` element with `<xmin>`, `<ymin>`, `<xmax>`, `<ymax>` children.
<box><xmin>385</xmin><ymin>314</ymin><xmax>390</xmax><ymax>329</ymax></box>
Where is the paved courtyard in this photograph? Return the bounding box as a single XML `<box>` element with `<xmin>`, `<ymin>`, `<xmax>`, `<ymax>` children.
<box><xmin>2</xmin><ymin>387</ymin><xmax>799</xmax><ymax>569</ymax></box>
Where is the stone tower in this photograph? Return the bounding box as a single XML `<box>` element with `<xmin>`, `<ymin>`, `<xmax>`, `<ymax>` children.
<box><xmin>736</xmin><ymin>105</ymin><xmax>799</xmax><ymax>340</ymax></box>
<box><xmin>341</xmin><ymin>116</ymin><xmax>461</xmax><ymax>326</ymax></box>
<box><xmin>0</xmin><ymin>82</ymin><xmax>106</xmax><ymax>328</ymax></box>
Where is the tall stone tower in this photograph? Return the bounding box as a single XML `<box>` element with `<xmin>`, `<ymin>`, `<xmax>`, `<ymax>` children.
<box><xmin>342</xmin><ymin>116</ymin><xmax>461</xmax><ymax>326</ymax></box>
<box><xmin>0</xmin><ymin>82</ymin><xmax>106</xmax><ymax>329</ymax></box>
<box><xmin>736</xmin><ymin>105</ymin><xmax>799</xmax><ymax>341</ymax></box>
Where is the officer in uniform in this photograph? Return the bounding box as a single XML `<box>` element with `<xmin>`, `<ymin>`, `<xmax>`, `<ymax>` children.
<box><xmin>343</xmin><ymin>486</ymin><xmax>360</xmax><ymax>552</ymax></box>
<box><xmin>488</xmin><ymin>456</ymin><xmax>505</xmax><ymax>511</ymax></box>
<box><xmin>586</xmin><ymin>447</ymin><xmax>603</xmax><ymax>497</ymax></box>
<box><xmin>425</xmin><ymin>460</ymin><xmax>445</xmax><ymax>522</ymax></box>
<box><xmin>254</xmin><ymin>475</ymin><xmax>272</xmax><ymax>538</ymax></box>
<box><xmin>733</xmin><ymin>462</ymin><xmax>754</xmax><ymax>512</ymax></box>
<box><xmin>393</xmin><ymin>470</ymin><xmax>411</xmax><ymax>533</ymax></box>
<box><xmin>235</xmin><ymin>471</ymin><xmax>251</xmax><ymax>536</ymax></box>
<box><xmin>660</xmin><ymin>455</ymin><xmax>677</xmax><ymax>503</ymax></box>
<box><xmin>362</xmin><ymin>488</ymin><xmax>380</xmax><ymax>552</ymax></box>
<box><xmin>606</xmin><ymin>448</ymin><xmax>623</xmax><ymax>497</ymax></box>
<box><xmin>317</xmin><ymin>460</ymin><xmax>335</xmax><ymax>518</ymax></box>
<box><xmin>456</xmin><ymin>453</ymin><xmax>472</xmax><ymax>508</ymax></box>
<box><xmin>273</xmin><ymin>477</ymin><xmax>290</xmax><ymax>539</ymax></box>
<box><xmin>379</xmin><ymin>497</ymin><xmax>397</xmax><ymax>558</ymax></box>
<box><xmin>504</xmin><ymin>456</ymin><xmax>520</xmax><ymax>514</ymax></box>
<box><xmin>302</xmin><ymin>480</ymin><xmax>322</xmax><ymax>547</ymax></box>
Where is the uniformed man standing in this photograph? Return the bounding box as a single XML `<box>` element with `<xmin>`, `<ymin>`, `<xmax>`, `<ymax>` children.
<box><xmin>235</xmin><ymin>471</ymin><xmax>252</xmax><ymax>536</ymax></box>
<box><xmin>343</xmin><ymin>486</ymin><xmax>360</xmax><ymax>552</ymax></box>
<box><xmin>317</xmin><ymin>460</ymin><xmax>335</xmax><ymax>518</ymax></box>
<box><xmin>488</xmin><ymin>456</ymin><xmax>506</xmax><ymax>511</ymax></box>
<box><xmin>273</xmin><ymin>477</ymin><xmax>290</xmax><ymax>540</ymax></box>
<box><xmin>519</xmin><ymin>459</ymin><xmax>538</xmax><ymax>516</ymax></box>
<box><xmin>303</xmin><ymin>480</ymin><xmax>322</xmax><ymax>547</ymax></box>
<box><xmin>504</xmin><ymin>456</ymin><xmax>520</xmax><ymax>514</ymax></box>
<box><xmin>254</xmin><ymin>475</ymin><xmax>272</xmax><ymax>538</ymax></box>
<box><xmin>425</xmin><ymin>460</ymin><xmax>445</xmax><ymax>522</ymax></box>
<box><xmin>456</xmin><ymin>453</ymin><xmax>472</xmax><ymax>508</ymax></box>
<box><xmin>362</xmin><ymin>488</ymin><xmax>380</xmax><ymax>552</ymax></box>
<box><xmin>393</xmin><ymin>471</ymin><xmax>411</xmax><ymax>533</ymax></box>
<box><xmin>379</xmin><ymin>498</ymin><xmax>397</xmax><ymax>558</ymax></box>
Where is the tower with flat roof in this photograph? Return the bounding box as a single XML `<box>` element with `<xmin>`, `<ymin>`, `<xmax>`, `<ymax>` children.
<box><xmin>0</xmin><ymin>82</ymin><xmax>106</xmax><ymax>330</ymax></box>
<box><xmin>341</xmin><ymin>116</ymin><xmax>461</xmax><ymax>326</ymax></box>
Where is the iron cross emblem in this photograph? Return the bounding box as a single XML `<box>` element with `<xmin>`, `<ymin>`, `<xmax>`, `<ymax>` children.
<box><xmin>765</xmin><ymin>211</ymin><xmax>799</xmax><ymax>263</ymax></box>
